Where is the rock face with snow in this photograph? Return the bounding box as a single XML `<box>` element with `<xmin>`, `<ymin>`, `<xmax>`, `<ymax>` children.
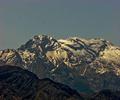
<box><xmin>0</xmin><ymin>49</ymin><xmax>23</xmax><ymax>67</ymax></box>
<box><xmin>0</xmin><ymin>34</ymin><xmax>120</xmax><ymax>93</ymax></box>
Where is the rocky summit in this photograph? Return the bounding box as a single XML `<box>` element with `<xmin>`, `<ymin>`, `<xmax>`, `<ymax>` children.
<box><xmin>0</xmin><ymin>35</ymin><xmax>120</xmax><ymax>93</ymax></box>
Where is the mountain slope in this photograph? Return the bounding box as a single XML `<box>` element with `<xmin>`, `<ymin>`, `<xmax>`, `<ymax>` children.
<box><xmin>90</xmin><ymin>89</ymin><xmax>120</xmax><ymax>100</ymax></box>
<box><xmin>0</xmin><ymin>35</ymin><xmax>120</xmax><ymax>93</ymax></box>
<box><xmin>0</xmin><ymin>65</ymin><xmax>82</xmax><ymax>100</ymax></box>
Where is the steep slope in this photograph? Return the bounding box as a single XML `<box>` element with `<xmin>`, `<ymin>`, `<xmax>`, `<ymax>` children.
<box><xmin>0</xmin><ymin>35</ymin><xmax>120</xmax><ymax>93</ymax></box>
<box><xmin>0</xmin><ymin>65</ymin><xmax>82</xmax><ymax>100</ymax></box>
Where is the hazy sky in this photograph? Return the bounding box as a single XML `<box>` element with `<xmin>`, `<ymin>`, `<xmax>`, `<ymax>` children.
<box><xmin>0</xmin><ymin>0</ymin><xmax>120</xmax><ymax>49</ymax></box>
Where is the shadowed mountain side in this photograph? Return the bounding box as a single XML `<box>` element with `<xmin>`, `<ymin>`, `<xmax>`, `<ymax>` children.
<box><xmin>90</xmin><ymin>89</ymin><xmax>120</xmax><ymax>100</ymax></box>
<box><xmin>0</xmin><ymin>65</ymin><xmax>83</xmax><ymax>100</ymax></box>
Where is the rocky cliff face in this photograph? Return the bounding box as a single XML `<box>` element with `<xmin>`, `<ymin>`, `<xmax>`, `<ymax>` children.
<box><xmin>0</xmin><ymin>35</ymin><xmax>120</xmax><ymax>93</ymax></box>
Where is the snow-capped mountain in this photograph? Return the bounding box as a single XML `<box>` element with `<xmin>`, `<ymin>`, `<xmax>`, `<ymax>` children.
<box><xmin>0</xmin><ymin>35</ymin><xmax>120</xmax><ymax>93</ymax></box>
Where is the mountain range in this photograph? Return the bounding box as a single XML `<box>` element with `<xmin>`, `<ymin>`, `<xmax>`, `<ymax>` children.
<box><xmin>0</xmin><ymin>35</ymin><xmax>120</xmax><ymax>93</ymax></box>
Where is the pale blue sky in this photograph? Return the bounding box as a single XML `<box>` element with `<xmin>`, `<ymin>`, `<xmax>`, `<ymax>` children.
<box><xmin>0</xmin><ymin>0</ymin><xmax>120</xmax><ymax>49</ymax></box>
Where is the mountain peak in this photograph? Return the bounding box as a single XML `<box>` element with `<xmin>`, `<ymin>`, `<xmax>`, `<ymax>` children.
<box><xmin>18</xmin><ymin>35</ymin><xmax>60</xmax><ymax>53</ymax></box>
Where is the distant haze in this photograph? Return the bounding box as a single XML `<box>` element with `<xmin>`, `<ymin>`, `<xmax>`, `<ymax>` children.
<box><xmin>0</xmin><ymin>0</ymin><xmax>120</xmax><ymax>49</ymax></box>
